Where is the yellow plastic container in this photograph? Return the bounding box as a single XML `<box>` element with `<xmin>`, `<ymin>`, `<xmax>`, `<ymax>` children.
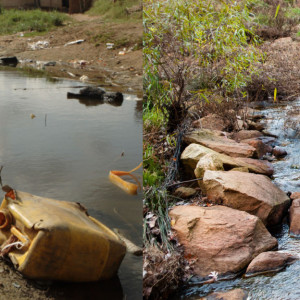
<box><xmin>0</xmin><ymin>191</ymin><xmax>126</xmax><ymax>282</ymax></box>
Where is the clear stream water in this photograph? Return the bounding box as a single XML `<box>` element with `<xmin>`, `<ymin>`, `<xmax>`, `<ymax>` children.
<box><xmin>0</xmin><ymin>69</ymin><xmax>142</xmax><ymax>299</ymax></box>
<box><xmin>177</xmin><ymin>101</ymin><xmax>300</xmax><ymax>299</ymax></box>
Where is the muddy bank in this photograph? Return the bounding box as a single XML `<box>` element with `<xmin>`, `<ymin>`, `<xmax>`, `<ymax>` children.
<box><xmin>0</xmin><ymin>14</ymin><xmax>142</xmax><ymax>95</ymax></box>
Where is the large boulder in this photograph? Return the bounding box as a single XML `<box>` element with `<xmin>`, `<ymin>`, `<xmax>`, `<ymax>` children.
<box><xmin>289</xmin><ymin>198</ymin><xmax>300</xmax><ymax>237</ymax></box>
<box><xmin>184</xmin><ymin>129</ymin><xmax>256</xmax><ymax>158</ymax></box>
<box><xmin>169</xmin><ymin>205</ymin><xmax>278</xmax><ymax>278</ymax></box>
<box><xmin>181</xmin><ymin>144</ymin><xmax>274</xmax><ymax>179</ymax></box>
<box><xmin>203</xmin><ymin>171</ymin><xmax>290</xmax><ymax>226</ymax></box>
<box><xmin>245</xmin><ymin>251</ymin><xmax>297</xmax><ymax>277</ymax></box>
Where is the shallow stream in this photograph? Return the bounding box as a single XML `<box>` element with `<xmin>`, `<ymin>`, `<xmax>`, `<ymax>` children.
<box><xmin>0</xmin><ymin>69</ymin><xmax>142</xmax><ymax>299</ymax></box>
<box><xmin>176</xmin><ymin>100</ymin><xmax>300</xmax><ymax>299</ymax></box>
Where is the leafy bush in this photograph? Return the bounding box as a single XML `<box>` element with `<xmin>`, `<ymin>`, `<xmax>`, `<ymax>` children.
<box><xmin>143</xmin><ymin>0</ymin><xmax>261</xmax><ymax>130</ymax></box>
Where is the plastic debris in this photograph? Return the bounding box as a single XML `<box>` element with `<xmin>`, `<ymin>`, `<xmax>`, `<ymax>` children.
<box><xmin>0</xmin><ymin>190</ymin><xmax>126</xmax><ymax>281</ymax></box>
<box><xmin>64</xmin><ymin>39</ymin><xmax>85</xmax><ymax>46</ymax></box>
<box><xmin>109</xmin><ymin>162</ymin><xmax>142</xmax><ymax>195</ymax></box>
<box><xmin>79</xmin><ymin>75</ymin><xmax>89</xmax><ymax>82</ymax></box>
<box><xmin>44</xmin><ymin>61</ymin><xmax>56</xmax><ymax>66</ymax></box>
<box><xmin>106</xmin><ymin>43</ymin><xmax>114</xmax><ymax>49</ymax></box>
<box><xmin>67</xmin><ymin>71</ymin><xmax>76</xmax><ymax>78</ymax></box>
<box><xmin>28</xmin><ymin>41</ymin><xmax>50</xmax><ymax>50</ymax></box>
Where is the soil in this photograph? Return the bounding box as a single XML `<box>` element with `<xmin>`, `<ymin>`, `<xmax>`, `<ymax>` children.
<box><xmin>0</xmin><ymin>14</ymin><xmax>143</xmax><ymax>96</ymax></box>
<box><xmin>0</xmin><ymin>13</ymin><xmax>142</xmax><ymax>300</ymax></box>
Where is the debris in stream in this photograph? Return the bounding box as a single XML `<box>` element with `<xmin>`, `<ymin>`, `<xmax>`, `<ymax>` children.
<box><xmin>0</xmin><ymin>56</ymin><xmax>18</xmax><ymax>67</ymax></box>
<box><xmin>0</xmin><ymin>190</ymin><xmax>126</xmax><ymax>282</ymax></box>
<box><xmin>67</xmin><ymin>87</ymin><xmax>124</xmax><ymax>107</ymax></box>
<box><xmin>109</xmin><ymin>162</ymin><xmax>142</xmax><ymax>195</ymax></box>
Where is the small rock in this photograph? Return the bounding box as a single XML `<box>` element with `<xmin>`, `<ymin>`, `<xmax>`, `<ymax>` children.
<box><xmin>289</xmin><ymin>198</ymin><xmax>300</xmax><ymax>237</ymax></box>
<box><xmin>241</xmin><ymin>138</ymin><xmax>272</xmax><ymax>159</ymax></box>
<box><xmin>272</xmin><ymin>146</ymin><xmax>287</xmax><ymax>158</ymax></box>
<box><xmin>173</xmin><ymin>187</ymin><xmax>197</xmax><ymax>199</ymax></box>
<box><xmin>201</xmin><ymin>288</ymin><xmax>248</xmax><ymax>300</ymax></box>
<box><xmin>245</xmin><ymin>251</ymin><xmax>297</xmax><ymax>277</ymax></box>
<box><xmin>192</xmin><ymin>114</ymin><xmax>229</xmax><ymax>131</ymax></box>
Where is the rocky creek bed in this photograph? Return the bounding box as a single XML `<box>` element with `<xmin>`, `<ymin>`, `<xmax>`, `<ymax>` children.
<box><xmin>168</xmin><ymin>102</ymin><xmax>300</xmax><ymax>299</ymax></box>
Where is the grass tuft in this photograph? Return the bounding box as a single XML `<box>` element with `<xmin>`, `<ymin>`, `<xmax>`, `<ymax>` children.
<box><xmin>0</xmin><ymin>9</ymin><xmax>68</xmax><ymax>35</ymax></box>
<box><xmin>87</xmin><ymin>0</ymin><xmax>142</xmax><ymax>21</ymax></box>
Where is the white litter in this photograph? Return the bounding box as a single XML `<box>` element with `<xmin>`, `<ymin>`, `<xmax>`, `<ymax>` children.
<box><xmin>64</xmin><ymin>40</ymin><xmax>85</xmax><ymax>46</ymax></box>
<box><xmin>106</xmin><ymin>43</ymin><xmax>114</xmax><ymax>49</ymax></box>
<box><xmin>28</xmin><ymin>41</ymin><xmax>50</xmax><ymax>50</ymax></box>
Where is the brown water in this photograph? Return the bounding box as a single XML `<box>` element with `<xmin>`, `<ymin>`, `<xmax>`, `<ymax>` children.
<box><xmin>175</xmin><ymin>101</ymin><xmax>300</xmax><ymax>300</ymax></box>
<box><xmin>0</xmin><ymin>69</ymin><xmax>142</xmax><ymax>299</ymax></box>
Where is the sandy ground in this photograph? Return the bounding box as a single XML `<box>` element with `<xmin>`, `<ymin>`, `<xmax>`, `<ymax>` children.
<box><xmin>0</xmin><ymin>14</ymin><xmax>142</xmax><ymax>300</ymax></box>
<box><xmin>0</xmin><ymin>14</ymin><xmax>143</xmax><ymax>96</ymax></box>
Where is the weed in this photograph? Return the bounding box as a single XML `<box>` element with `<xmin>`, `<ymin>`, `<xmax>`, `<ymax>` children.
<box><xmin>0</xmin><ymin>9</ymin><xmax>68</xmax><ymax>35</ymax></box>
<box><xmin>87</xmin><ymin>0</ymin><xmax>142</xmax><ymax>21</ymax></box>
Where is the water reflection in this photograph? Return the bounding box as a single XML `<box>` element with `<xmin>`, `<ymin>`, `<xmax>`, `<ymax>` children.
<box><xmin>46</xmin><ymin>276</ymin><xmax>124</xmax><ymax>299</ymax></box>
<box><xmin>0</xmin><ymin>70</ymin><xmax>142</xmax><ymax>299</ymax></box>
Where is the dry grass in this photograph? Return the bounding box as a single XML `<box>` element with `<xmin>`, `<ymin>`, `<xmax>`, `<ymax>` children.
<box><xmin>143</xmin><ymin>246</ymin><xmax>184</xmax><ymax>300</ymax></box>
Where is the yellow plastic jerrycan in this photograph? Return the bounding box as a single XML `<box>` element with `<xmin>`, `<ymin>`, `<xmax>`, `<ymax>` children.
<box><xmin>0</xmin><ymin>190</ymin><xmax>126</xmax><ymax>282</ymax></box>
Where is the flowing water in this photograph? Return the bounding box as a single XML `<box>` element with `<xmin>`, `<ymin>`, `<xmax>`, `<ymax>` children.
<box><xmin>176</xmin><ymin>100</ymin><xmax>300</xmax><ymax>299</ymax></box>
<box><xmin>0</xmin><ymin>69</ymin><xmax>142</xmax><ymax>299</ymax></box>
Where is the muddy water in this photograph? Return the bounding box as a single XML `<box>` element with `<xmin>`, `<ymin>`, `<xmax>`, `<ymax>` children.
<box><xmin>0</xmin><ymin>70</ymin><xmax>142</xmax><ymax>299</ymax></box>
<box><xmin>176</xmin><ymin>101</ymin><xmax>300</xmax><ymax>299</ymax></box>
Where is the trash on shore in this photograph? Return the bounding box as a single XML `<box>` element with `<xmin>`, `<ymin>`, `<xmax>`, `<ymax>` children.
<box><xmin>67</xmin><ymin>71</ymin><xmax>76</xmax><ymax>77</ymax></box>
<box><xmin>0</xmin><ymin>56</ymin><xmax>18</xmax><ymax>67</ymax></box>
<box><xmin>80</xmin><ymin>75</ymin><xmax>89</xmax><ymax>82</ymax></box>
<box><xmin>64</xmin><ymin>39</ymin><xmax>85</xmax><ymax>46</ymax></box>
<box><xmin>28</xmin><ymin>41</ymin><xmax>50</xmax><ymax>50</ymax></box>
<box><xmin>0</xmin><ymin>190</ymin><xmax>126</xmax><ymax>282</ymax></box>
<box><xmin>109</xmin><ymin>162</ymin><xmax>142</xmax><ymax>195</ymax></box>
<box><xmin>106</xmin><ymin>43</ymin><xmax>114</xmax><ymax>49</ymax></box>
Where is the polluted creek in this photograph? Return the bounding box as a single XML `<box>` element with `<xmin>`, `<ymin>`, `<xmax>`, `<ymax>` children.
<box><xmin>0</xmin><ymin>70</ymin><xmax>143</xmax><ymax>299</ymax></box>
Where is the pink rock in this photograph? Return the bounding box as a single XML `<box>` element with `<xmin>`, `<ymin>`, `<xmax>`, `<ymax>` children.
<box><xmin>169</xmin><ymin>205</ymin><xmax>277</xmax><ymax>278</ymax></box>
<box><xmin>245</xmin><ymin>251</ymin><xmax>297</xmax><ymax>277</ymax></box>
<box><xmin>184</xmin><ymin>129</ymin><xmax>256</xmax><ymax>158</ymax></box>
<box><xmin>289</xmin><ymin>198</ymin><xmax>300</xmax><ymax>236</ymax></box>
<box><xmin>203</xmin><ymin>170</ymin><xmax>290</xmax><ymax>226</ymax></box>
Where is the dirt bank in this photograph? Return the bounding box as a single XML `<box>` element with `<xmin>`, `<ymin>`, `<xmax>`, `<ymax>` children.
<box><xmin>0</xmin><ymin>14</ymin><xmax>143</xmax><ymax>96</ymax></box>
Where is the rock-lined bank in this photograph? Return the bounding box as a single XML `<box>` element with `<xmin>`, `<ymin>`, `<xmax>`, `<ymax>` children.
<box><xmin>170</xmin><ymin>107</ymin><xmax>300</xmax><ymax>297</ymax></box>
